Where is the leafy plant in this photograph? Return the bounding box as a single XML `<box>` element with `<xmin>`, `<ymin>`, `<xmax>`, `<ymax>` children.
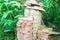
<box><xmin>0</xmin><ymin>0</ymin><xmax>25</xmax><ymax>40</ymax></box>
<box><xmin>41</xmin><ymin>0</ymin><xmax>60</xmax><ymax>31</ymax></box>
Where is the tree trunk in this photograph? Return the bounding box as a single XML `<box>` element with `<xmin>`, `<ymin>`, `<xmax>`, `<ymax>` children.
<box><xmin>24</xmin><ymin>8</ymin><xmax>42</xmax><ymax>40</ymax></box>
<box><xmin>17</xmin><ymin>17</ymin><xmax>33</xmax><ymax>40</ymax></box>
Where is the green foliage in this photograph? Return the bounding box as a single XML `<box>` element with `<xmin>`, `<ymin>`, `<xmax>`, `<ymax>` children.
<box><xmin>41</xmin><ymin>0</ymin><xmax>60</xmax><ymax>31</ymax></box>
<box><xmin>0</xmin><ymin>0</ymin><xmax>25</xmax><ymax>40</ymax></box>
<box><xmin>0</xmin><ymin>0</ymin><xmax>25</xmax><ymax>31</ymax></box>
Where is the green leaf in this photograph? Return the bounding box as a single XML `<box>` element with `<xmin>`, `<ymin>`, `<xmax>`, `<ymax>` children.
<box><xmin>4</xmin><ymin>20</ymin><xmax>13</xmax><ymax>26</ymax></box>
<box><xmin>2</xmin><ymin>12</ymin><xmax>8</xmax><ymax>18</ymax></box>
<box><xmin>14</xmin><ymin>15</ymin><xmax>20</xmax><ymax>19</ymax></box>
